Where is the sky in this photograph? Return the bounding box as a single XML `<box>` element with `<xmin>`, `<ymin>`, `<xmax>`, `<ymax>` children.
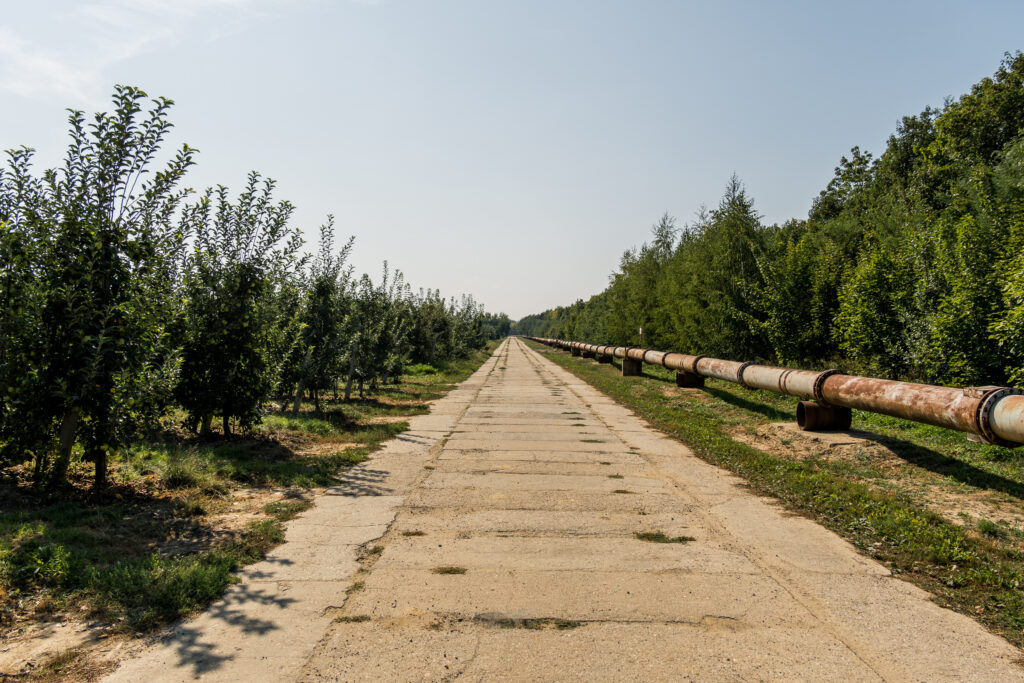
<box><xmin>1</xmin><ymin>1</ymin><xmax>1022</xmax><ymax>320</ymax></box>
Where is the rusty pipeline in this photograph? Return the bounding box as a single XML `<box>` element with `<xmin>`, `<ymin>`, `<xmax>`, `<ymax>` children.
<box><xmin>525</xmin><ymin>336</ymin><xmax>1024</xmax><ymax>447</ymax></box>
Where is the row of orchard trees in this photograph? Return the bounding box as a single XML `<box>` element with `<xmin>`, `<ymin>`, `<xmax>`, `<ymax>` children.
<box><xmin>514</xmin><ymin>52</ymin><xmax>1024</xmax><ymax>389</ymax></box>
<box><xmin>0</xmin><ymin>87</ymin><xmax>503</xmax><ymax>490</ymax></box>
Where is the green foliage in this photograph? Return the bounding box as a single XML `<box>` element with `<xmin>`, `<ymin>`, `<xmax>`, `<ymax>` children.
<box><xmin>0</xmin><ymin>86</ymin><xmax>194</xmax><ymax>488</ymax></box>
<box><xmin>174</xmin><ymin>173</ymin><xmax>305</xmax><ymax>434</ymax></box>
<box><xmin>1</xmin><ymin>85</ymin><xmax>506</xmax><ymax>489</ymax></box>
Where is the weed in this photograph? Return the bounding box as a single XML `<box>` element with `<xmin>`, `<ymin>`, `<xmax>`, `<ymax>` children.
<box><xmin>608</xmin><ymin>474</ymin><xmax>624</xmax><ymax>479</ymax></box>
<box><xmin>635</xmin><ymin>531</ymin><xmax>695</xmax><ymax>544</ymax></box>
<box><xmin>612</xmin><ymin>489</ymin><xmax>633</xmax><ymax>494</ymax></box>
<box><xmin>264</xmin><ymin>499</ymin><xmax>312</xmax><ymax>522</ymax></box>
<box><xmin>402</xmin><ymin>530</ymin><xmax>426</xmax><ymax>537</ymax></box>
<box><xmin>32</xmin><ymin>648</ymin><xmax>87</xmax><ymax>678</ymax></box>
<box><xmin>978</xmin><ymin>519</ymin><xmax>1006</xmax><ymax>539</ymax></box>
<box><xmin>179</xmin><ymin>494</ymin><xmax>208</xmax><ymax>517</ymax></box>
<box><xmin>581</xmin><ymin>439</ymin><xmax>604</xmax><ymax>443</ymax></box>
<box><xmin>485</xmin><ymin>616</ymin><xmax>584</xmax><ymax>630</ymax></box>
<box><xmin>346</xmin><ymin>581</ymin><xmax>365</xmax><ymax>594</ymax></box>
<box><xmin>432</xmin><ymin>566</ymin><xmax>467</xmax><ymax>575</ymax></box>
<box><xmin>335</xmin><ymin>614</ymin><xmax>371</xmax><ymax>623</ymax></box>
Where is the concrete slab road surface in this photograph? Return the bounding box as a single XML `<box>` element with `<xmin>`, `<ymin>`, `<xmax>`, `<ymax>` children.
<box><xmin>107</xmin><ymin>337</ymin><xmax>1024</xmax><ymax>681</ymax></box>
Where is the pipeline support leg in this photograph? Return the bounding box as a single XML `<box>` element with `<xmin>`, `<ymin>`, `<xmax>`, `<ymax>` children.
<box><xmin>571</xmin><ymin>348</ymin><xmax>581</xmax><ymax>357</ymax></box>
<box><xmin>675</xmin><ymin>371</ymin><xmax>704</xmax><ymax>388</ymax></box>
<box><xmin>797</xmin><ymin>401</ymin><xmax>852</xmax><ymax>431</ymax></box>
<box><xmin>582</xmin><ymin>351</ymin><xmax>595</xmax><ymax>359</ymax></box>
<box><xmin>597</xmin><ymin>355</ymin><xmax>613</xmax><ymax>364</ymax></box>
<box><xmin>622</xmin><ymin>357</ymin><xmax>642</xmax><ymax>377</ymax></box>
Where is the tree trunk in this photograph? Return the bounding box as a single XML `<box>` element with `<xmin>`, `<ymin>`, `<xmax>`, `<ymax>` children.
<box><xmin>92</xmin><ymin>447</ymin><xmax>107</xmax><ymax>491</ymax></box>
<box><xmin>358</xmin><ymin>378</ymin><xmax>364</xmax><ymax>398</ymax></box>
<box><xmin>223</xmin><ymin>415</ymin><xmax>231</xmax><ymax>437</ymax></box>
<box><xmin>200</xmin><ymin>413</ymin><xmax>213</xmax><ymax>436</ymax></box>
<box><xmin>50</xmin><ymin>406</ymin><xmax>80</xmax><ymax>487</ymax></box>
<box><xmin>314</xmin><ymin>389</ymin><xmax>321</xmax><ymax>415</ymax></box>
<box><xmin>293</xmin><ymin>348</ymin><xmax>312</xmax><ymax>413</ymax></box>
<box><xmin>32</xmin><ymin>452</ymin><xmax>48</xmax><ymax>488</ymax></box>
<box><xmin>344</xmin><ymin>342</ymin><xmax>358</xmax><ymax>401</ymax></box>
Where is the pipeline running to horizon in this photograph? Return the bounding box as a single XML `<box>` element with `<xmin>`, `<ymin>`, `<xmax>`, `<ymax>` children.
<box><xmin>527</xmin><ymin>337</ymin><xmax>1024</xmax><ymax>448</ymax></box>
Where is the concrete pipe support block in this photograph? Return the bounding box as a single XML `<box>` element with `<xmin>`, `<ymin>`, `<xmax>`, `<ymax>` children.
<box><xmin>622</xmin><ymin>357</ymin><xmax>643</xmax><ymax>377</ymax></box>
<box><xmin>676</xmin><ymin>371</ymin><xmax>705</xmax><ymax>388</ymax></box>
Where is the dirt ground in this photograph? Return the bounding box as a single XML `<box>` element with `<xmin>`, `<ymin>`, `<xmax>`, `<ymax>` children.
<box><xmin>730</xmin><ymin>421</ymin><xmax>1024</xmax><ymax>540</ymax></box>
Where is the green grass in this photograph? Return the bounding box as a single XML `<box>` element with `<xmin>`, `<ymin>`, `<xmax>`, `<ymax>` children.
<box><xmin>524</xmin><ymin>339</ymin><xmax>1024</xmax><ymax>649</ymax></box>
<box><xmin>979</xmin><ymin>519</ymin><xmax>1008</xmax><ymax>539</ymax></box>
<box><xmin>264</xmin><ymin>499</ymin><xmax>313</xmax><ymax>522</ymax></box>
<box><xmin>126</xmin><ymin>440</ymin><xmax>374</xmax><ymax>489</ymax></box>
<box><xmin>405</xmin><ymin>363</ymin><xmax>439</xmax><ymax>375</ymax></box>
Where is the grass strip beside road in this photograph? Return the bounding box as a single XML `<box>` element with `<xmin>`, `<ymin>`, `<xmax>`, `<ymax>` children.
<box><xmin>0</xmin><ymin>343</ymin><xmax>497</xmax><ymax>651</ymax></box>
<box><xmin>524</xmin><ymin>339</ymin><xmax>1024</xmax><ymax>649</ymax></box>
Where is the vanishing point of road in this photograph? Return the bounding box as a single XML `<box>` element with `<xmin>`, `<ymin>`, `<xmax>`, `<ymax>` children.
<box><xmin>107</xmin><ymin>337</ymin><xmax>1023</xmax><ymax>681</ymax></box>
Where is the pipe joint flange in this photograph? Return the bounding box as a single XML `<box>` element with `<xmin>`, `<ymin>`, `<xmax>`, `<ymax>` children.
<box><xmin>813</xmin><ymin>369</ymin><xmax>843</xmax><ymax>405</ymax></box>
<box><xmin>736</xmin><ymin>361</ymin><xmax>759</xmax><ymax>390</ymax></box>
<box><xmin>975</xmin><ymin>387</ymin><xmax>1024</xmax><ymax>448</ymax></box>
<box><xmin>689</xmin><ymin>354</ymin><xmax>709</xmax><ymax>374</ymax></box>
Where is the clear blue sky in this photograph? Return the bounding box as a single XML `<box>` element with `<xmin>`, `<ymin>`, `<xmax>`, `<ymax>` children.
<box><xmin>2</xmin><ymin>0</ymin><xmax>1022</xmax><ymax>319</ymax></box>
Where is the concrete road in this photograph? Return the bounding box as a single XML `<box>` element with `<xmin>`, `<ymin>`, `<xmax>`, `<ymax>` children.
<box><xmin>108</xmin><ymin>337</ymin><xmax>1023</xmax><ymax>681</ymax></box>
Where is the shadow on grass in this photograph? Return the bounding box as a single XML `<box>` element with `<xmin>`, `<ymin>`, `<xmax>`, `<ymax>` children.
<box><xmin>702</xmin><ymin>386</ymin><xmax>793</xmax><ymax>421</ymax></box>
<box><xmin>839</xmin><ymin>430</ymin><xmax>1024</xmax><ymax>502</ymax></box>
<box><xmin>145</xmin><ymin>435</ymin><xmax>380</xmax><ymax>489</ymax></box>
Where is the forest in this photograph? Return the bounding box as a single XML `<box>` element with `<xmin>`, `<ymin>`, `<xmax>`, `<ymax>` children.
<box><xmin>0</xmin><ymin>86</ymin><xmax>511</xmax><ymax>491</ymax></box>
<box><xmin>514</xmin><ymin>53</ymin><xmax>1024</xmax><ymax>391</ymax></box>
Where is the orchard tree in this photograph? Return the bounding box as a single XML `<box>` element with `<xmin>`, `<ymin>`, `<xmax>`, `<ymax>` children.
<box><xmin>175</xmin><ymin>173</ymin><xmax>304</xmax><ymax>435</ymax></box>
<box><xmin>289</xmin><ymin>219</ymin><xmax>354</xmax><ymax>413</ymax></box>
<box><xmin>1</xmin><ymin>87</ymin><xmax>194</xmax><ymax>489</ymax></box>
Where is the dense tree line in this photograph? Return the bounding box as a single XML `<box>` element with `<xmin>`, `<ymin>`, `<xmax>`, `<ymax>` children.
<box><xmin>514</xmin><ymin>53</ymin><xmax>1024</xmax><ymax>389</ymax></box>
<box><xmin>0</xmin><ymin>86</ymin><xmax>503</xmax><ymax>489</ymax></box>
